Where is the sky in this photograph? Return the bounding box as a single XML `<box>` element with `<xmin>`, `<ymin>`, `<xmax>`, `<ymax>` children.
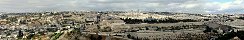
<box><xmin>0</xmin><ymin>0</ymin><xmax>243</xmax><ymax>14</ymax></box>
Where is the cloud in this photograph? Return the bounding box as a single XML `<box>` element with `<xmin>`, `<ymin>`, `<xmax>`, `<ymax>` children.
<box><xmin>0</xmin><ymin>0</ymin><xmax>243</xmax><ymax>14</ymax></box>
<box><xmin>179</xmin><ymin>4</ymin><xmax>198</xmax><ymax>8</ymax></box>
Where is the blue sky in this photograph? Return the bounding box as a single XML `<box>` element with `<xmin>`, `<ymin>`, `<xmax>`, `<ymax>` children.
<box><xmin>0</xmin><ymin>0</ymin><xmax>243</xmax><ymax>14</ymax></box>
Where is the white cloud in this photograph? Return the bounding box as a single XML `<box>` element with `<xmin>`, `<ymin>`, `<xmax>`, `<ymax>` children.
<box><xmin>180</xmin><ymin>4</ymin><xmax>198</xmax><ymax>8</ymax></box>
<box><xmin>70</xmin><ymin>0</ymin><xmax>78</xmax><ymax>7</ymax></box>
<box><xmin>97</xmin><ymin>0</ymin><xmax>107</xmax><ymax>2</ymax></box>
<box><xmin>217</xmin><ymin>3</ymin><xmax>231</xmax><ymax>11</ymax></box>
<box><xmin>145</xmin><ymin>3</ymin><xmax>160</xmax><ymax>7</ymax></box>
<box><xmin>0</xmin><ymin>0</ymin><xmax>12</xmax><ymax>4</ymax></box>
<box><xmin>233</xmin><ymin>0</ymin><xmax>243</xmax><ymax>4</ymax></box>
